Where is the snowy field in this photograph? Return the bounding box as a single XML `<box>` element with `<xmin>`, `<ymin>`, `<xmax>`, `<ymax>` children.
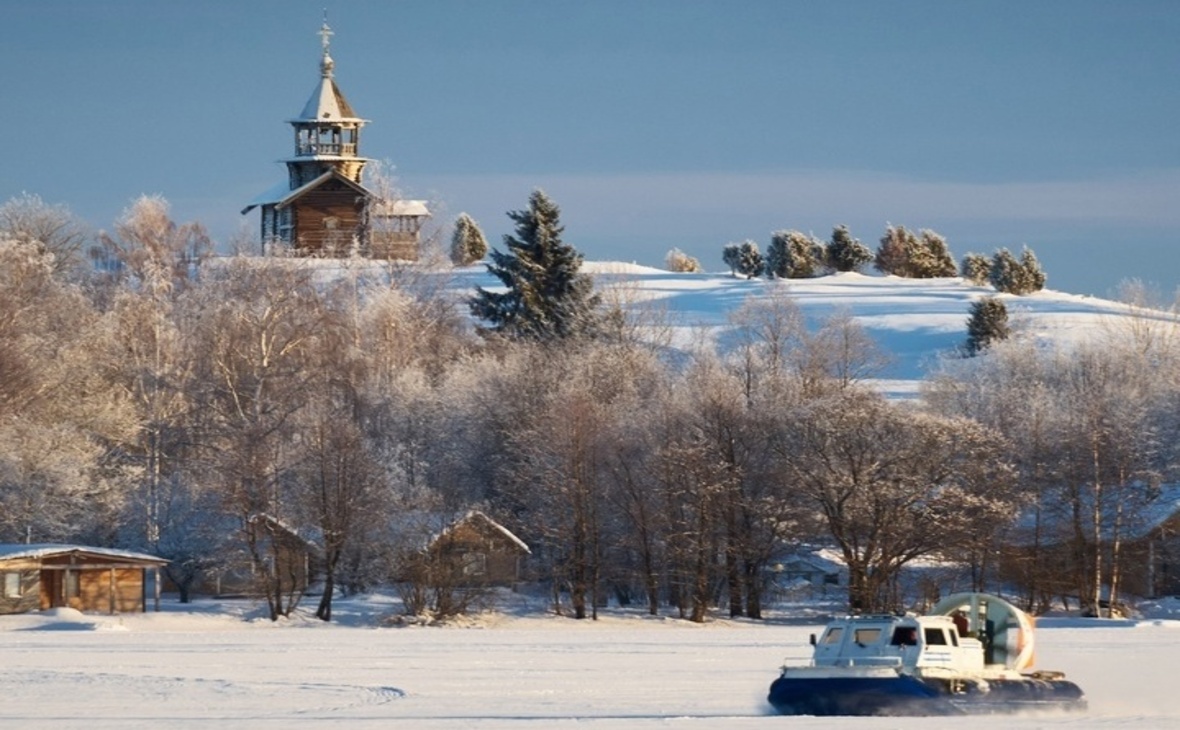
<box><xmin>3</xmin><ymin>597</ymin><xmax>1180</xmax><ymax>729</ymax></box>
<box><xmin>441</xmin><ymin>261</ymin><xmax>1156</xmax><ymax>396</ymax></box>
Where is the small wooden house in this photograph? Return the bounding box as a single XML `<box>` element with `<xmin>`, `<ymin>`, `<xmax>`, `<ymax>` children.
<box><xmin>201</xmin><ymin>514</ymin><xmax>321</xmax><ymax>597</ymax></box>
<box><xmin>428</xmin><ymin>511</ymin><xmax>531</xmax><ymax>585</ymax></box>
<box><xmin>0</xmin><ymin>544</ymin><xmax>168</xmax><ymax>615</ymax></box>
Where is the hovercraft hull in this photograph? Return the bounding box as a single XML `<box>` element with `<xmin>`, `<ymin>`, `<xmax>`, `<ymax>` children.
<box><xmin>768</xmin><ymin>672</ymin><xmax>1086</xmax><ymax>717</ymax></box>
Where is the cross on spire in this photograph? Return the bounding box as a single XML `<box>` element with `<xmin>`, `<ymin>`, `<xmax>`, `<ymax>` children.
<box><xmin>320</xmin><ymin>11</ymin><xmax>335</xmax><ymax>53</ymax></box>
<box><xmin>318</xmin><ymin>11</ymin><xmax>335</xmax><ymax>77</ymax></box>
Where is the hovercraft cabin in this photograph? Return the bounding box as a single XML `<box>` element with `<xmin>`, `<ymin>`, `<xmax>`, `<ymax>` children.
<box><xmin>0</xmin><ymin>545</ymin><xmax>167</xmax><ymax>615</ymax></box>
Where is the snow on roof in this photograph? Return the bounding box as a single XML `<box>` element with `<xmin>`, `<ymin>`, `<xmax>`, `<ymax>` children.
<box><xmin>436</xmin><ymin>510</ymin><xmax>531</xmax><ymax>554</ymax></box>
<box><xmin>1008</xmin><ymin>483</ymin><xmax>1180</xmax><ymax>545</ymax></box>
<box><xmin>256</xmin><ymin>170</ymin><xmax>372</xmax><ymax>211</ymax></box>
<box><xmin>0</xmin><ymin>544</ymin><xmax>168</xmax><ymax>564</ymax></box>
<box><xmin>1117</xmin><ymin>483</ymin><xmax>1180</xmax><ymax>540</ymax></box>
<box><xmin>291</xmin><ymin>76</ymin><xmax>366</xmax><ymax>124</ymax></box>
<box><xmin>370</xmin><ymin>198</ymin><xmax>430</xmax><ymax>218</ymax></box>
<box><xmin>247</xmin><ymin>513</ymin><xmax>322</xmax><ymax>552</ymax></box>
<box><xmin>241</xmin><ymin>179</ymin><xmax>293</xmax><ymax>214</ymax></box>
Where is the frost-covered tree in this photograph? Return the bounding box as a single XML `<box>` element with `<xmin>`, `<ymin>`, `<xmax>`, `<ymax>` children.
<box><xmin>926</xmin><ymin>329</ymin><xmax>1178</xmax><ymax>616</ymax></box>
<box><xmin>0</xmin><ymin>238</ymin><xmax>131</xmax><ymax>543</ymax></box>
<box><xmin>96</xmin><ymin>198</ymin><xmax>212</xmax><ymax>554</ymax></box>
<box><xmin>470</xmin><ymin>190</ymin><xmax>599</xmax><ymax>341</ymax></box>
<box><xmin>722</xmin><ymin>239</ymin><xmax>764</xmax><ymax>279</ymax></box>
<box><xmin>965</xmin><ymin>297</ymin><xmax>1010</xmax><ymax>355</ymax></box>
<box><xmin>722</xmin><ymin>243</ymin><xmax>741</xmax><ymax>274</ymax></box>
<box><xmin>187</xmin><ymin>259</ymin><xmax>326</xmax><ymax>620</ymax></box>
<box><xmin>94</xmin><ymin>195</ymin><xmax>210</xmax><ymax>292</ymax></box>
<box><xmin>665</xmin><ymin>248</ymin><xmax>702</xmax><ymax>273</ymax></box>
<box><xmin>0</xmin><ymin>193</ymin><xmax>90</xmax><ymax>277</ymax></box>
<box><xmin>961</xmin><ymin>253</ymin><xmax>991</xmax><ymax>285</ymax></box>
<box><xmin>449</xmin><ymin>212</ymin><xmax>488</xmax><ymax>266</ymax></box>
<box><xmin>875</xmin><ymin>225</ymin><xmax>955</xmax><ymax>278</ymax></box>
<box><xmin>767</xmin><ymin>230</ymin><xmax>823</xmax><ymax>279</ymax></box>
<box><xmin>917</xmin><ymin>229</ymin><xmax>957</xmax><ymax>278</ymax></box>
<box><xmin>826</xmin><ymin>225</ymin><xmax>872</xmax><ymax>273</ymax></box>
<box><xmin>773</xmin><ymin>390</ymin><xmax>1015</xmax><ymax>613</ymax></box>
<box><xmin>874</xmin><ymin>225</ymin><xmax>918</xmax><ymax>276</ymax></box>
<box><xmin>989</xmin><ymin>248</ymin><xmax>1023</xmax><ymax>293</ymax></box>
<box><xmin>989</xmin><ymin>246</ymin><xmax>1046</xmax><ymax>295</ymax></box>
<box><xmin>1020</xmin><ymin>246</ymin><xmax>1047</xmax><ymax>292</ymax></box>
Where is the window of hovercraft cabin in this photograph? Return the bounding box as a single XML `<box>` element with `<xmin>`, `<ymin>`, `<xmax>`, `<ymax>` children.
<box><xmin>821</xmin><ymin>627</ymin><xmax>843</xmax><ymax>644</ymax></box>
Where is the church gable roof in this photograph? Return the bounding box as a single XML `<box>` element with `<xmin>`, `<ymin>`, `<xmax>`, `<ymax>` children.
<box><xmin>275</xmin><ymin>169</ymin><xmax>373</xmax><ymax>210</ymax></box>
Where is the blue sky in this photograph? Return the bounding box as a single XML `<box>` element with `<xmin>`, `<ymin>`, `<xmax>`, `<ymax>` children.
<box><xmin>5</xmin><ymin>0</ymin><xmax>1178</xmax><ymax>297</ymax></box>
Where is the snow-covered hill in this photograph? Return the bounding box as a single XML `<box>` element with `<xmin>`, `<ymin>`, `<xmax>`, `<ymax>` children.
<box><xmin>445</xmin><ymin>261</ymin><xmax>1151</xmax><ymax>397</ymax></box>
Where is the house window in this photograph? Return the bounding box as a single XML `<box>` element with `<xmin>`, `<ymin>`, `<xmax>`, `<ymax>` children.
<box><xmin>2</xmin><ymin>572</ymin><xmax>20</xmax><ymax>598</ymax></box>
<box><xmin>65</xmin><ymin>571</ymin><xmax>80</xmax><ymax>599</ymax></box>
<box><xmin>323</xmin><ymin>216</ymin><xmax>340</xmax><ymax>230</ymax></box>
<box><xmin>461</xmin><ymin>553</ymin><xmax>487</xmax><ymax>576</ymax></box>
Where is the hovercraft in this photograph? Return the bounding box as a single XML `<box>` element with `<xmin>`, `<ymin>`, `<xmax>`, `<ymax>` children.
<box><xmin>768</xmin><ymin>592</ymin><xmax>1085</xmax><ymax>716</ymax></box>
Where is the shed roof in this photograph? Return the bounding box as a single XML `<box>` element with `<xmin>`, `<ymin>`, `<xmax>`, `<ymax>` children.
<box><xmin>0</xmin><ymin>544</ymin><xmax>168</xmax><ymax>565</ymax></box>
<box><xmin>435</xmin><ymin>511</ymin><xmax>531</xmax><ymax>554</ymax></box>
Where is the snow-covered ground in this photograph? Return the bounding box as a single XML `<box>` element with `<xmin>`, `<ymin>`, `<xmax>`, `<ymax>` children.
<box><xmin>3</xmin><ymin>596</ymin><xmax>1180</xmax><ymax>729</ymax></box>
<box><xmin>448</xmin><ymin>262</ymin><xmax>1156</xmax><ymax>395</ymax></box>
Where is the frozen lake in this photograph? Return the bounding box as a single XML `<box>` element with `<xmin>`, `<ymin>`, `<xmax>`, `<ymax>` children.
<box><xmin>2</xmin><ymin>600</ymin><xmax>1179</xmax><ymax>729</ymax></box>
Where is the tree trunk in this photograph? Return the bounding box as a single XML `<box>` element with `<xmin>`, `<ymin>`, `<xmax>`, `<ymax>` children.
<box><xmin>316</xmin><ymin>572</ymin><xmax>335</xmax><ymax>622</ymax></box>
<box><xmin>744</xmin><ymin>558</ymin><xmax>762</xmax><ymax>619</ymax></box>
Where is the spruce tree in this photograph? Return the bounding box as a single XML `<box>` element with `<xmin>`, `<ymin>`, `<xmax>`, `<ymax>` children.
<box><xmin>989</xmin><ymin>248</ymin><xmax>1023</xmax><ymax>294</ymax></box>
<box><xmin>766</xmin><ymin>231</ymin><xmax>791</xmax><ymax>279</ymax></box>
<box><xmin>827</xmin><ymin>225</ymin><xmax>873</xmax><ymax>272</ymax></box>
<box><xmin>961</xmin><ymin>253</ymin><xmax>990</xmax><ymax>285</ymax></box>
<box><xmin>450</xmin><ymin>212</ymin><xmax>488</xmax><ymax>266</ymax></box>
<box><xmin>919</xmin><ymin>229</ymin><xmax>957</xmax><ymax>277</ymax></box>
<box><xmin>1019</xmin><ymin>246</ymin><xmax>1047</xmax><ymax>293</ymax></box>
<box><xmin>736</xmin><ymin>240</ymin><xmax>765</xmax><ymax>279</ymax></box>
<box><xmin>769</xmin><ymin>229</ymin><xmax>822</xmax><ymax>279</ymax></box>
<box><xmin>724</xmin><ymin>240</ymin><xmax>763</xmax><ymax>278</ymax></box>
<box><xmin>965</xmin><ymin>296</ymin><xmax>1010</xmax><ymax>355</ymax></box>
<box><xmin>469</xmin><ymin>190</ymin><xmax>599</xmax><ymax>341</ymax></box>
<box><xmin>875</xmin><ymin>224</ymin><xmax>917</xmax><ymax>276</ymax></box>
<box><xmin>722</xmin><ymin>242</ymin><xmax>742</xmax><ymax>275</ymax></box>
<box><xmin>984</xmin><ymin>245</ymin><xmax>1047</xmax><ymax>295</ymax></box>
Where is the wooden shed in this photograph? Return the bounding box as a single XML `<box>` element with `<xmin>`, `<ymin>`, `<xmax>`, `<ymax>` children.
<box><xmin>0</xmin><ymin>545</ymin><xmax>168</xmax><ymax>615</ymax></box>
<box><xmin>429</xmin><ymin>511</ymin><xmax>531</xmax><ymax>585</ymax></box>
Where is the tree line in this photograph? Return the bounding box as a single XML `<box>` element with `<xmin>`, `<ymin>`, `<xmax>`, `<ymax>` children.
<box><xmin>720</xmin><ymin>224</ymin><xmax>1047</xmax><ymax>296</ymax></box>
<box><xmin>1</xmin><ymin>191</ymin><xmax>1176</xmax><ymax>622</ymax></box>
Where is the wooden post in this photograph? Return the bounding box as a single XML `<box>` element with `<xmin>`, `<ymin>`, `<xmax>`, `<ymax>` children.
<box><xmin>109</xmin><ymin>567</ymin><xmax>116</xmax><ymax>614</ymax></box>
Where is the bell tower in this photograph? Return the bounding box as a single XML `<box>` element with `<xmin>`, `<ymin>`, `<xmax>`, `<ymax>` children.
<box><xmin>285</xmin><ymin>19</ymin><xmax>369</xmax><ymax>188</ymax></box>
